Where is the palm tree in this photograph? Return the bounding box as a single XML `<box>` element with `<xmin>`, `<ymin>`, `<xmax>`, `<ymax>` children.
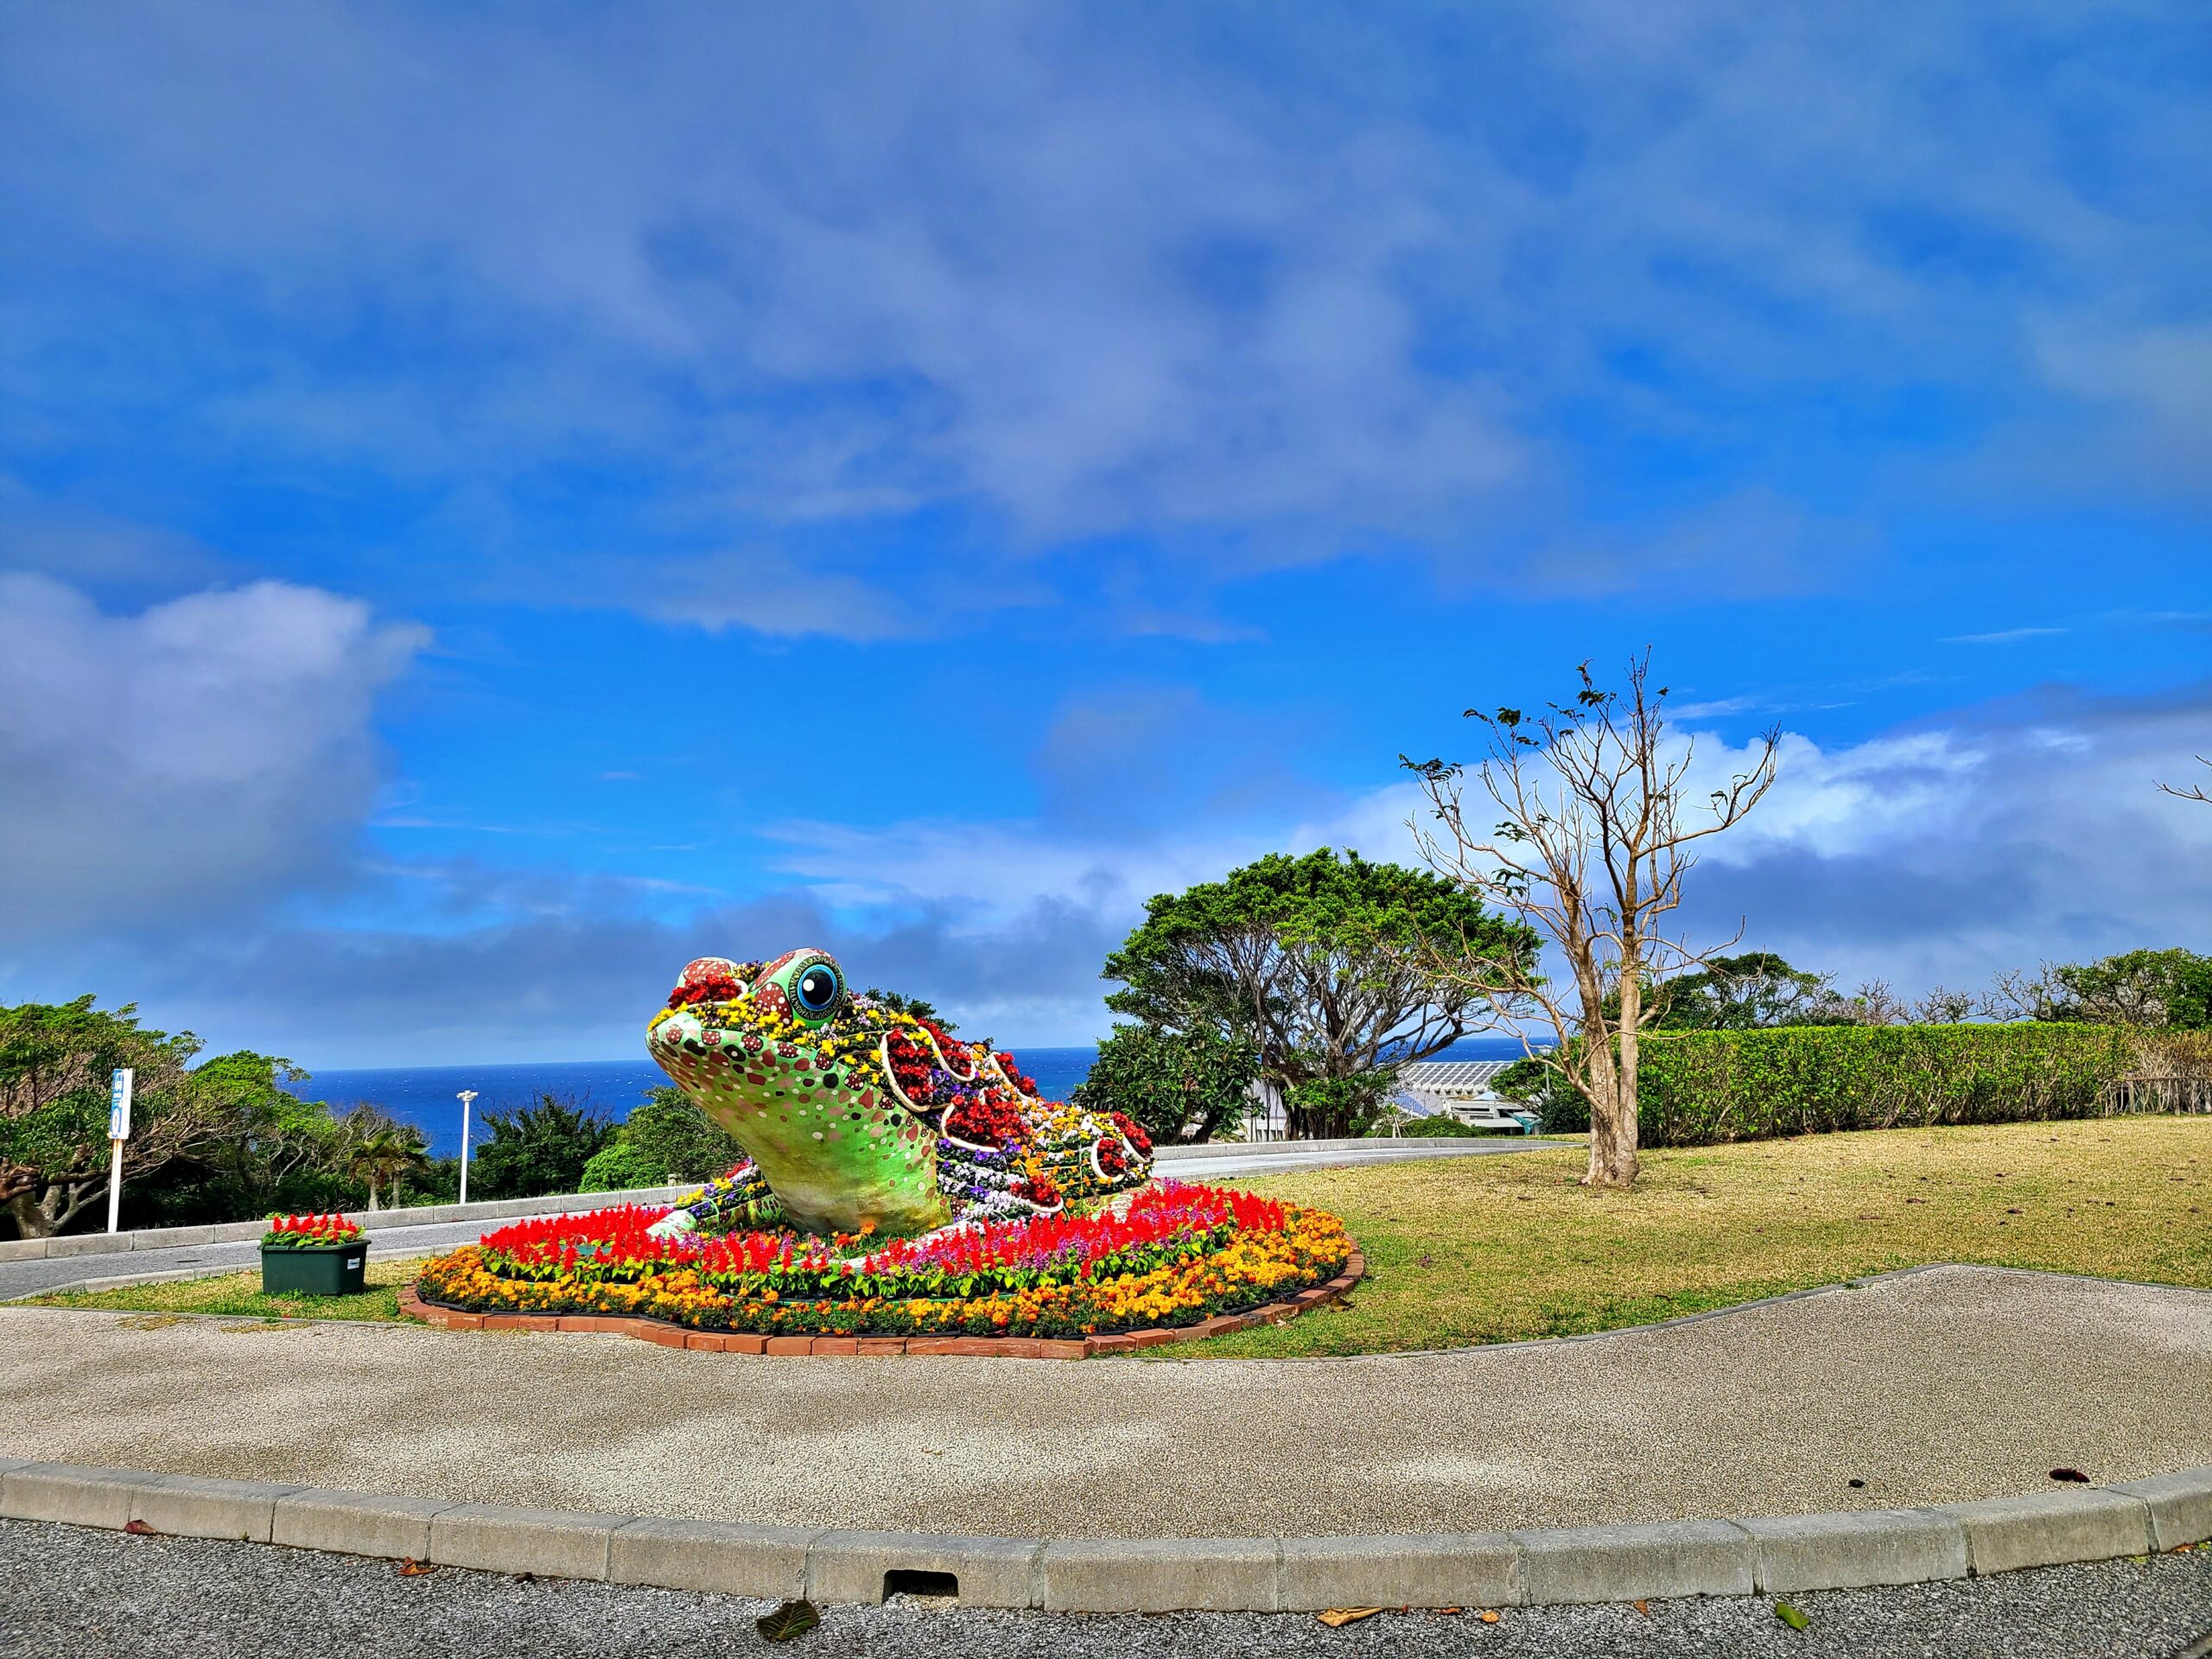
<box><xmin>336</xmin><ymin>1107</ymin><xmax>429</xmax><ymax>1211</ymax></box>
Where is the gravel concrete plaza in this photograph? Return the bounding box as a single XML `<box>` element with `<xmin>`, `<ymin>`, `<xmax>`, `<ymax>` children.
<box><xmin>3</xmin><ymin>1264</ymin><xmax>2208</xmax><ymax>1540</ymax></box>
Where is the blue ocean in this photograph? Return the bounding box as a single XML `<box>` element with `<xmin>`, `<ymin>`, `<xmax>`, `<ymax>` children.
<box><xmin>288</xmin><ymin>1036</ymin><xmax>1535</xmax><ymax>1158</ymax></box>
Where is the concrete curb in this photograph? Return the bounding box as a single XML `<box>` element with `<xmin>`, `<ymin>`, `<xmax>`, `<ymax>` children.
<box><xmin>0</xmin><ymin>1185</ymin><xmax>691</xmax><ymax>1264</ymax></box>
<box><xmin>397</xmin><ymin>1252</ymin><xmax>1368</xmax><ymax>1358</ymax></box>
<box><xmin>1149</xmin><ymin>1134</ymin><xmax>1554</xmax><ymax>1163</ymax></box>
<box><xmin>2</xmin><ymin>1459</ymin><xmax>2200</xmax><ymax>1611</ymax></box>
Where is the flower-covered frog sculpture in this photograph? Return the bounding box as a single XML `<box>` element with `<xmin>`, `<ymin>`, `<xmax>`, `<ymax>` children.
<box><xmin>647</xmin><ymin>949</ymin><xmax>1152</xmax><ymax>1238</ymax></box>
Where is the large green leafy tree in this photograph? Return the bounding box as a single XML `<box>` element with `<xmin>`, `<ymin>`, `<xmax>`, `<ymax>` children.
<box><xmin>2003</xmin><ymin>950</ymin><xmax>2212</xmax><ymax>1030</ymax></box>
<box><xmin>130</xmin><ymin>1052</ymin><xmax>358</xmax><ymax>1227</ymax></box>
<box><xmin>1102</xmin><ymin>849</ymin><xmax>1540</xmax><ymax>1139</ymax></box>
<box><xmin>1649</xmin><ymin>952</ymin><xmax>1857</xmax><ymax>1030</ymax></box>
<box><xmin>1071</xmin><ymin>1024</ymin><xmax>1258</xmax><ymax>1145</ymax></box>
<box><xmin>0</xmin><ymin>997</ymin><xmax>303</xmax><ymax>1238</ymax></box>
<box><xmin>473</xmin><ymin>1094</ymin><xmax>617</xmax><ymax>1199</ymax></box>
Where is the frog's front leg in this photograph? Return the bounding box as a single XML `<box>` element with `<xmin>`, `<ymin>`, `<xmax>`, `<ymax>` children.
<box><xmin>645</xmin><ymin>1160</ymin><xmax>779</xmax><ymax>1239</ymax></box>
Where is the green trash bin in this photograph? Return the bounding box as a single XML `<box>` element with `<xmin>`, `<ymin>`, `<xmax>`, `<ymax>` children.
<box><xmin>260</xmin><ymin>1240</ymin><xmax>369</xmax><ymax>1296</ymax></box>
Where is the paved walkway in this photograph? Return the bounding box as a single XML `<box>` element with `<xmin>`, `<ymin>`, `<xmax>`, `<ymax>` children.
<box><xmin>3</xmin><ymin>1266</ymin><xmax>2206</xmax><ymax>1539</ymax></box>
<box><xmin>0</xmin><ymin>1137</ymin><xmax>1550</xmax><ymax>1300</ymax></box>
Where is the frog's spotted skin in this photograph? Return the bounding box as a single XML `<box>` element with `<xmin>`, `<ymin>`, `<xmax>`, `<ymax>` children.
<box><xmin>647</xmin><ymin>948</ymin><xmax>1148</xmax><ymax>1237</ymax></box>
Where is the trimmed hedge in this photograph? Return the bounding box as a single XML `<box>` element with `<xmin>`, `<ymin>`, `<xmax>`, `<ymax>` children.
<box><xmin>1637</xmin><ymin>1022</ymin><xmax>2140</xmax><ymax>1147</ymax></box>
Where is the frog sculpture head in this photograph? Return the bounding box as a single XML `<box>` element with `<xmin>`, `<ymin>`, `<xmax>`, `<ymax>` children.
<box><xmin>647</xmin><ymin>949</ymin><xmax>1151</xmax><ymax>1237</ymax></box>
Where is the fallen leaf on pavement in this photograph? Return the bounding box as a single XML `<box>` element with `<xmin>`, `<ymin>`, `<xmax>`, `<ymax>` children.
<box><xmin>1632</xmin><ymin>1599</ymin><xmax>1649</xmax><ymax>1617</ymax></box>
<box><xmin>1480</xmin><ymin>1610</ymin><xmax>1501</xmax><ymax>1624</ymax></box>
<box><xmin>1776</xmin><ymin>1600</ymin><xmax>1810</xmax><ymax>1630</ymax></box>
<box><xmin>122</xmin><ymin>1520</ymin><xmax>161</xmax><ymax>1536</ymax></box>
<box><xmin>396</xmin><ymin>1558</ymin><xmax>439</xmax><ymax>1577</ymax></box>
<box><xmin>1316</xmin><ymin>1608</ymin><xmax>1381</xmax><ymax>1628</ymax></box>
<box><xmin>2050</xmin><ymin>1467</ymin><xmax>2090</xmax><ymax>1483</ymax></box>
<box><xmin>758</xmin><ymin>1599</ymin><xmax>822</xmax><ymax>1643</ymax></box>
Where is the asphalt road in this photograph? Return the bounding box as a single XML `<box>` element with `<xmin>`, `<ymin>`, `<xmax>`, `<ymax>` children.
<box><xmin>3</xmin><ymin>1516</ymin><xmax>2208</xmax><ymax>1659</ymax></box>
<box><xmin>0</xmin><ymin>1137</ymin><xmax>1554</xmax><ymax>1300</ymax></box>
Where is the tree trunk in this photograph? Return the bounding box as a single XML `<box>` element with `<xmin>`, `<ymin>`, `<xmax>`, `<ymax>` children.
<box><xmin>1585</xmin><ymin>1021</ymin><xmax>1641</xmax><ymax>1189</ymax></box>
<box><xmin>6</xmin><ymin>1188</ymin><xmax>52</xmax><ymax>1240</ymax></box>
<box><xmin>49</xmin><ymin>1180</ymin><xmax>105</xmax><ymax>1235</ymax></box>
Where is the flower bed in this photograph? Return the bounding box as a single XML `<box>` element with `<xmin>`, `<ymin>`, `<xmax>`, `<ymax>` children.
<box><xmin>413</xmin><ymin>1181</ymin><xmax>1351</xmax><ymax>1342</ymax></box>
<box><xmin>262</xmin><ymin>1213</ymin><xmax>365</xmax><ymax>1249</ymax></box>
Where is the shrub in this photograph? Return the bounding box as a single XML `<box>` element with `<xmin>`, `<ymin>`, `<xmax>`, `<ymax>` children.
<box><xmin>1493</xmin><ymin>1057</ymin><xmax>1588</xmax><ymax>1135</ymax></box>
<box><xmin>578</xmin><ymin>1090</ymin><xmax>745</xmax><ymax>1193</ymax></box>
<box><xmin>1071</xmin><ymin>1024</ymin><xmax>1259</xmax><ymax>1145</ymax></box>
<box><xmin>613</xmin><ymin>1088</ymin><xmax>743</xmax><ymax>1179</ymax></box>
<box><xmin>472</xmin><ymin>1094</ymin><xmax>616</xmax><ymax>1199</ymax></box>
<box><xmin>1283</xmin><ymin>1071</ymin><xmax>1402</xmax><ymax>1141</ymax></box>
<box><xmin>1382</xmin><ymin>1115</ymin><xmax>1487</xmax><ymax>1138</ymax></box>
<box><xmin>1635</xmin><ymin>1022</ymin><xmax>2139</xmax><ymax>1147</ymax></box>
<box><xmin>579</xmin><ymin>1141</ymin><xmax>669</xmax><ymax>1193</ymax></box>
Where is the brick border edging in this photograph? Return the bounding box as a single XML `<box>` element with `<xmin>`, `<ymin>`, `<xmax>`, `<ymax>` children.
<box><xmin>396</xmin><ymin>1252</ymin><xmax>1366</xmax><ymax>1359</ymax></box>
<box><xmin>0</xmin><ymin>1456</ymin><xmax>2204</xmax><ymax>1611</ymax></box>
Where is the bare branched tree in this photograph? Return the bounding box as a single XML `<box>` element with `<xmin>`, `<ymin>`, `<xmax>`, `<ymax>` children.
<box><xmin>1402</xmin><ymin>656</ymin><xmax>1779</xmax><ymax>1189</ymax></box>
<box><xmin>1909</xmin><ymin>986</ymin><xmax>1980</xmax><ymax>1025</ymax></box>
<box><xmin>2158</xmin><ymin>758</ymin><xmax>2212</xmax><ymax>805</ymax></box>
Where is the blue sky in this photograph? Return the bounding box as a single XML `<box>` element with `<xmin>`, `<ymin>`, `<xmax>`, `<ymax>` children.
<box><xmin>3</xmin><ymin>2</ymin><xmax>2210</xmax><ymax>1067</ymax></box>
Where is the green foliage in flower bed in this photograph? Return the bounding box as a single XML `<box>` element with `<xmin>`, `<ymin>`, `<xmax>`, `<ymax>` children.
<box><xmin>1634</xmin><ymin>1021</ymin><xmax>2139</xmax><ymax>1147</ymax></box>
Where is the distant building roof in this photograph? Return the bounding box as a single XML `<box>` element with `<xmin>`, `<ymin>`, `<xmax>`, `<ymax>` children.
<box><xmin>1397</xmin><ymin>1060</ymin><xmax>1519</xmax><ymax>1096</ymax></box>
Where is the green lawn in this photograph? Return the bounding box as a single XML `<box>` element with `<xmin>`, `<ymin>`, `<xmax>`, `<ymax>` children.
<box><xmin>30</xmin><ymin>1257</ymin><xmax>426</xmax><ymax>1324</ymax></box>
<box><xmin>31</xmin><ymin>1116</ymin><xmax>2212</xmax><ymax>1357</ymax></box>
<box><xmin>1195</xmin><ymin>1114</ymin><xmax>2212</xmax><ymax>1356</ymax></box>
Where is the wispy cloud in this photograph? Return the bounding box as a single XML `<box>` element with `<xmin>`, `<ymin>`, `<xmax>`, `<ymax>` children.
<box><xmin>1670</xmin><ymin>696</ymin><xmax>1763</xmax><ymax>719</ymax></box>
<box><xmin>626</xmin><ymin>549</ymin><xmax>919</xmax><ymax>642</ymax></box>
<box><xmin>1945</xmin><ymin>626</ymin><xmax>2066</xmax><ymax>645</ymax></box>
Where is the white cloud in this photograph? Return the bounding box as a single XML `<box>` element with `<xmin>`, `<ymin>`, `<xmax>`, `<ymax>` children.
<box><xmin>28</xmin><ymin>672</ymin><xmax>2212</xmax><ymax>1060</ymax></box>
<box><xmin>757</xmin><ymin>688</ymin><xmax>2212</xmax><ymax>1032</ymax></box>
<box><xmin>0</xmin><ymin>573</ymin><xmax>427</xmax><ymax>944</ymax></box>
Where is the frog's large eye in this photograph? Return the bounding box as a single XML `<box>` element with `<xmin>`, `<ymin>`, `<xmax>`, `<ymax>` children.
<box><xmin>792</xmin><ymin>958</ymin><xmax>844</xmax><ymax>1020</ymax></box>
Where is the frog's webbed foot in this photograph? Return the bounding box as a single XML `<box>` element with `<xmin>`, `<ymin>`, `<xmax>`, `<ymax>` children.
<box><xmin>654</xmin><ymin>1160</ymin><xmax>779</xmax><ymax>1237</ymax></box>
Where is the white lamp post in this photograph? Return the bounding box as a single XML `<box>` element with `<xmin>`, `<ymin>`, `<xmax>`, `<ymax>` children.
<box><xmin>105</xmin><ymin>1069</ymin><xmax>134</xmax><ymax>1234</ymax></box>
<box><xmin>457</xmin><ymin>1090</ymin><xmax>478</xmax><ymax>1206</ymax></box>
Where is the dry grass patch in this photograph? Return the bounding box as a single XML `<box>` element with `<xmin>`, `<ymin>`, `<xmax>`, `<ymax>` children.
<box><xmin>30</xmin><ymin>1256</ymin><xmax>427</xmax><ymax>1324</ymax></box>
<box><xmin>1193</xmin><ymin>1115</ymin><xmax>2212</xmax><ymax>1357</ymax></box>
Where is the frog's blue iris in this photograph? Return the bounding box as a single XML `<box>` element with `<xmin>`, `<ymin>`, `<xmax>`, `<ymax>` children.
<box><xmin>793</xmin><ymin>960</ymin><xmax>842</xmax><ymax>1016</ymax></box>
